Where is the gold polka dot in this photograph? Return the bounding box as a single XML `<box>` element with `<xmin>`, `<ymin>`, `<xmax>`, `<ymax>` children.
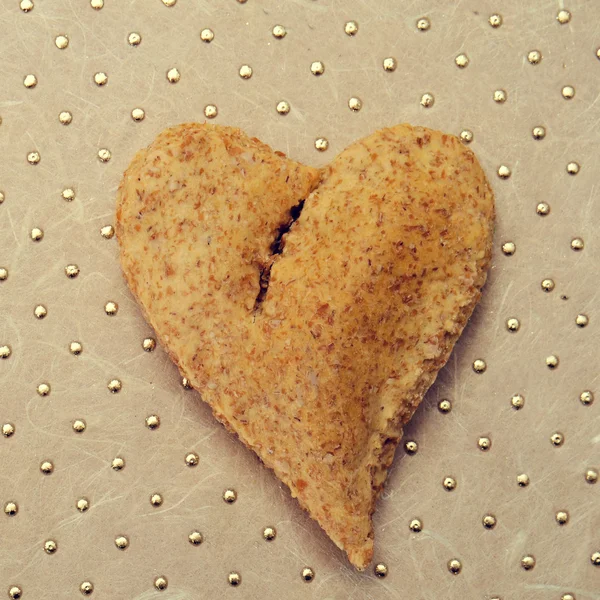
<box><xmin>24</xmin><ymin>74</ymin><xmax>37</xmax><ymax>88</ymax></box>
<box><xmin>59</xmin><ymin>111</ymin><xmax>73</xmax><ymax>125</ymax></box>
<box><xmin>80</xmin><ymin>581</ymin><xmax>93</xmax><ymax>595</ymax></box>
<box><xmin>566</xmin><ymin>161</ymin><xmax>580</xmax><ymax>175</ymax></box>
<box><xmin>20</xmin><ymin>0</ymin><xmax>34</xmax><ymax>11</ymax></box>
<box><xmin>447</xmin><ymin>559</ymin><xmax>462</xmax><ymax>574</ymax></box>
<box><xmin>111</xmin><ymin>456</ymin><xmax>125</xmax><ymax>470</ymax></box>
<box><xmin>592</xmin><ymin>551</ymin><xmax>600</xmax><ymax>566</ymax></box>
<box><xmin>409</xmin><ymin>518</ymin><xmax>422</xmax><ymax>532</ymax></box>
<box><xmin>541</xmin><ymin>278</ymin><xmax>555</xmax><ymax>292</ymax></box>
<box><xmin>527</xmin><ymin>50</ymin><xmax>542</xmax><ymax>64</ymax></box>
<box><xmin>93</xmin><ymin>72</ymin><xmax>108</xmax><ymax>86</ymax></box>
<box><xmin>597</xmin><ymin>48</ymin><xmax>600</xmax><ymax>61</ymax></box>
<box><xmin>571</xmin><ymin>237</ymin><xmax>584</xmax><ymax>251</ymax></box>
<box><xmin>162</xmin><ymin>0</ymin><xmax>176</xmax><ymax>5</ymax></box>
<box><xmin>128</xmin><ymin>32</ymin><xmax>141</xmax><ymax>46</ymax></box>
<box><xmin>167</xmin><ymin>68</ymin><xmax>181</xmax><ymax>83</ymax></box>
<box><xmin>310</xmin><ymin>61</ymin><xmax>325</xmax><ymax>76</ymax></box>
<box><xmin>443</xmin><ymin>476</ymin><xmax>457</xmax><ymax>491</ymax></box>
<box><xmin>276</xmin><ymin>100</ymin><xmax>290</xmax><ymax>115</ymax></box>
<box><xmin>455</xmin><ymin>53</ymin><xmax>469</xmax><ymax>68</ymax></box>
<box><xmin>65</xmin><ymin>264</ymin><xmax>80</xmax><ymax>278</ymax></box>
<box><xmin>420</xmin><ymin>93</ymin><xmax>434</xmax><ymax>108</ymax></box>
<box><xmin>181</xmin><ymin>377</ymin><xmax>192</xmax><ymax>389</ymax></box>
<box><xmin>532</xmin><ymin>126</ymin><xmax>546</xmax><ymax>140</ymax></box>
<box><xmin>536</xmin><ymin>202</ymin><xmax>550</xmax><ymax>216</ymax></box>
<box><xmin>301</xmin><ymin>567</ymin><xmax>315</xmax><ymax>582</ymax></box>
<box><xmin>228</xmin><ymin>572</ymin><xmax>242</xmax><ymax>586</ymax></box>
<box><xmin>506</xmin><ymin>317</ymin><xmax>520</xmax><ymax>332</ymax></box>
<box><xmin>239</xmin><ymin>65</ymin><xmax>253</xmax><ymax>79</ymax></box>
<box><xmin>55</xmin><ymin>35</ymin><xmax>69</xmax><ymax>49</ymax></box>
<box><xmin>497</xmin><ymin>165</ymin><xmax>511</xmax><ymax>179</ymax></box>
<box><xmin>580</xmin><ymin>390</ymin><xmax>594</xmax><ymax>406</ymax></box>
<box><xmin>314</xmin><ymin>138</ymin><xmax>329</xmax><ymax>152</ymax></box>
<box><xmin>185</xmin><ymin>452</ymin><xmax>199</xmax><ymax>467</ymax></box>
<box><xmin>478</xmin><ymin>436</ymin><xmax>491</xmax><ymax>451</ymax></box>
<box><xmin>404</xmin><ymin>440</ymin><xmax>418</xmax><ymax>455</ymax></box>
<box><xmin>107</xmin><ymin>379</ymin><xmax>122</xmax><ymax>393</ymax></box>
<box><xmin>0</xmin><ymin>268</ymin><xmax>8</xmax><ymax>282</ymax></box>
<box><xmin>4</xmin><ymin>501</ymin><xmax>18</xmax><ymax>516</ymax></box>
<box><xmin>146</xmin><ymin>415</ymin><xmax>160</xmax><ymax>430</ymax></box>
<box><xmin>188</xmin><ymin>530</ymin><xmax>203</xmax><ymax>545</ymax></box>
<box><xmin>154</xmin><ymin>576</ymin><xmax>168</xmax><ymax>591</ymax></box>
<box><xmin>263</xmin><ymin>526</ymin><xmax>276</xmax><ymax>541</ymax></box>
<box><xmin>550</xmin><ymin>431</ymin><xmax>564</xmax><ymax>446</ymax></box>
<box><xmin>517</xmin><ymin>473</ymin><xmax>530</xmax><ymax>487</ymax></box>
<box><xmin>521</xmin><ymin>555</ymin><xmax>536</xmax><ymax>570</ymax></box>
<box><xmin>502</xmin><ymin>241</ymin><xmax>516</xmax><ymax>255</ymax></box>
<box><xmin>104</xmin><ymin>301</ymin><xmax>118</xmax><ymax>315</ymax></box>
<box><xmin>482</xmin><ymin>514</ymin><xmax>496</xmax><ymax>529</ymax></box>
<box><xmin>382</xmin><ymin>57</ymin><xmax>397</xmax><ymax>72</ymax></box>
<box><xmin>72</xmin><ymin>419</ymin><xmax>86</xmax><ymax>433</ymax></box>
<box><xmin>34</xmin><ymin>305</ymin><xmax>47</xmax><ymax>319</ymax></box>
<box><xmin>27</xmin><ymin>151</ymin><xmax>40</xmax><ymax>165</ymax></box>
<box><xmin>272</xmin><ymin>25</ymin><xmax>286</xmax><ymax>39</ymax></box>
<box><xmin>204</xmin><ymin>104</ymin><xmax>218</xmax><ymax>119</ymax></box>
<box><xmin>44</xmin><ymin>539</ymin><xmax>57</xmax><ymax>554</ymax></box>
<box><xmin>223</xmin><ymin>489</ymin><xmax>237</xmax><ymax>503</ymax></box>
<box><xmin>2</xmin><ymin>423</ymin><xmax>15</xmax><ymax>437</ymax></box>
<box><xmin>0</xmin><ymin>345</ymin><xmax>11</xmax><ymax>361</ymax></box>
<box><xmin>62</xmin><ymin>188</ymin><xmax>75</xmax><ymax>201</ymax></box>
<box><xmin>150</xmin><ymin>493</ymin><xmax>163</xmax><ymax>507</ymax></box>
<box><xmin>488</xmin><ymin>13</ymin><xmax>503</xmax><ymax>27</ymax></box>
<box><xmin>574</xmin><ymin>314</ymin><xmax>588</xmax><ymax>330</ymax></box>
<box><xmin>562</xmin><ymin>85</ymin><xmax>575</xmax><ymax>99</ymax></box>
<box><xmin>417</xmin><ymin>17</ymin><xmax>431</xmax><ymax>31</ymax></box>
<box><xmin>555</xmin><ymin>510</ymin><xmax>569</xmax><ymax>525</ymax></box>
<box><xmin>131</xmin><ymin>108</ymin><xmax>145</xmax><ymax>122</ymax></box>
<box><xmin>8</xmin><ymin>586</ymin><xmax>22</xmax><ymax>600</ymax></box>
<box><xmin>100</xmin><ymin>225</ymin><xmax>115</xmax><ymax>239</ymax></box>
<box><xmin>98</xmin><ymin>148</ymin><xmax>111</xmax><ymax>162</ymax></box>
<box><xmin>142</xmin><ymin>337</ymin><xmax>156</xmax><ymax>352</ymax></box>
<box><xmin>200</xmin><ymin>28</ymin><xmax>214</xmax><ymax>43</ymax></box>
<box><xmin>493</xmin><ymin>89</ymin><xmax>507</xmax><ymax>103</ymax></box>
<box><xmin>90</xmin><ymin>0</ymin><xmax>104</xmax><ymax>8</ymax></box>
<box><xmin>585</xmin><ymin>469</ymin><xmax>598</xmax><ymax>484</ymax></box>
<box><xmin>561</xmin><ymin>594</ymin><xmax>575</xmax><ymax>600</ymax></box>
<box><xmin>473</xmin><ymin>359</ymin><xmax>487</xmax><ymax>373</ymax></box>
<box><xmin>0</xmin><ymin>191</ymin><xmax>4</xmax><ymax>204</ymax></box>
<box><xmin>40</xmin><ymin>460</ymin><xmax>54</xmax><ymax>475</ymax></box>
<box><xmin>557</xmin><ymin>9</ymin><xmax>571</xmax><ymax>24</ymax></box>
<box><xmin>438</xmin><ymin>399</ymin><xmax>452</xmax><ymax>413</ymax></box>
<box><xmin>77</xmin><ymin>497</ymin><xmax>89</xmax><ymax>511</ymax></box>
<box><xmin>511</xmin><ymin>394</ymin><xmax>525</xmax><ymax>410</ymax></box>
<box><xmin>37</xmin><ymin>383</ymin><xmax>51</xmax><ymax>396</ymax></box>
<box><xmin>546</xmin><ymin>355</ymin><xmax>559</xmax><ymax>369</ymax></box>
<box><xmin>114</xmin><ymin>535</ymin><xmax>129</xmax><ymax>550</ymax></box>
<box><xmin>30</xmin><ymin>227</ymin><xmax>44</xmax><ymax>242</ymax></box>
<box><xmin>460</xmin><ymin>129</ymin><xmax>473</xmax><ymax>144</ymax></box>
<box><xmin>344</xmin><ymin>21</ymin><xmax>358</xmax><ymax>36</ymax></box>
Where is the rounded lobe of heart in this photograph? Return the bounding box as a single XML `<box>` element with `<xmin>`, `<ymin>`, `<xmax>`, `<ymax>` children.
<box><xmin>116</xmin><ymin>123</ymin><xmax>494</xmax><ymax>570</ymax></box>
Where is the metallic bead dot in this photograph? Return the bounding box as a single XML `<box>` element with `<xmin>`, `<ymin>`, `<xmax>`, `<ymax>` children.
<box><xmin>478</xmin><ymin>436</ymin><xmax>491</xmax><ymax>451</ymax></box>
<box><xmin>0</xmin><ymin>268</ymin><xmax>8</xmax><ymax>281</ymax></box>
<box><xmin>566</xmin><ymin>161</ymin><xmax>580</xmax><ymax>175</ymax></box>
<box><xmin>438</xmin><ymin>399</ymin><xmax>452</xmax><ymax>413</ymax></box>
<box><xmin>24</xmin><ymin>74</ymin><xmax>37</xmax><ymax>88</ymax></box>
<box><xmin>420</xmin><ymin>93</ymin><xmax>434</xmax><ymax>108</ymax></box>
<box><xmin>0</xmin><ymin>345</ymin><xmax>11</xmax><ymax>359</ymax></box>
<box><xmin>2</xmin><ymin>423</ymin><xmax>15</xmax><ymax>437</ymax></box>
<box><xmin>592</xmin><ymin>551</ymin><xmax>600</xmax><ymax>566</ymax></box>
<box><xmin>182</xmin><ymin>377</ymin><xmax>192</xmax><ymax>389</ymax></box>
<box><xmin>272</xmin><ymin>25</ymin><xmax>286</xmax><ymax>39</ymax></box>
<box><xmin>497</xmin><ymin>165</ymin><xmax>511</xmax><ymax>179</ymax></box>
<box><xmin>447</xmin><ymin>559</ymin><xmax>462</xmax><ymax>574</ymax></box>
<box><xmin>493</xmin><ymin>89</ymin><xmax>507</xmax><ymax>103</ymax></box>
<box><xmin>27</xmin><ymin>151</ymin><xmax>40</xmax><ymax>165</ymax></box>
<box><xmin>557</xmin><ymin>9</ymin><xmax>571</xmax><ymax>24</ymax></box>
<box><xmin>4</xmin><ymin>501</ymin><xmax>18</xmax><ymax>516</ymax></box>
<box><xmin>527</xmin><ymin>50</ymin><xmax>541</xmax><ymax>64</ymax></box>
<box><xmin>77</xmin><ymin>497</ymin><xmax>89</xmax><ymax>512</ymax></box>
<box><xmin>30</xmin><ymin>227</ymin><xmax>44</xmax><ymax>242</ymax></box>
<box><xmin>263</xmin><ymin>526</ymin><xmax>276</xmax><ymax>541</ymax></box>
<box><xmin>142</xmin><ymin>337</ymin><xmax>156</xmax><ymax>352</ymax></box>
<box><xmin>502</xmin><ymin>241</ymin><xmax>515</xmax><ymax>255</ymax></box>
<box><xmin>59</xmin><ymin>111</ymin><xmax>72</xmax><ymax>125</ymax></box>
<box><xmin>37</xmin><ymin>383</ymin><xmax>51</xmax><ymax>396</ymax></box>
<box><xmin>162</xmin><ymin>0</ymin><xmax>176</xmax><ymax>5</ymax></box>
<box><xmin>65</xmin><ymin>264</ymin><xmax>80</xmax><ymax>278</ymax></box>
<box><xmin>562</xmin><ymin>85</ymin><xmax>575</xmax><ymax>99</ymax></box>
<box><xmin>44</xmin><ymin>539</ymin><xmax>57</xmax><ymax>554</ymax></box>
<box><xmin>100</xmin><ymin>225</ymin><xmax>115</xmax><ymax>239</ymax></box>
<box><xmin>128</xmin><ymin>32</ymin><xmax>141</xmax><ymax>46</ymax></box>
<box><xmin>62</xmin><ymin>188</ymin><xmax>75</xmax><ymax>201</ymax></box>
<box><xmin>550</xmin><ymin>431</ymin><xmax>564</xmax><ymax>446</ymax></box>
<box><xmin>114</xmin><ymin>535</ymin><xmax>129</xmax><ymax>550</ymax></box>
<box><xmin>576</xmin><ymin>314</ymin><xmax>589</xmax><ymax>328</ymax></box>
<box><xmin>131</xmin><ymin>108</ymin><xmax>145</xmax><ymax>122</ymax></box>
<box><xmin>188</xmin><ymin>530</ymin><xmax>203</xmax><ymax>545</ymax></box>
<box><xmin>80</xmin><ymin>581</ymin><xmax>93</xmax><ymax>595</ymax></box>
<box><xmin>511</xmin><ymin>393</ymin><xmax>525</xmax><ymax>410</ymax></box>
<box><xmin>228</xmin><ymin>572</ymin><xmax>241</xmax><ymax>587</ymax></box>
<box><xmin>276</xmin><ymin>100</ymin><xmax>290</xmax><ymax>115</ymax></box>
<box><xmin>34</xmin><ymin>305</ymin><xmax>47</xmax><ymax>319</ymax></box>
<box><xmin>571</xmin><ymin>237</ymin><xmax>584</xmax><ymax>251</ymax></box>
<box><xmin>146</xmin><ymin>415</ymin><xmax>160</xmax><ymax>430</ymax></box>
<box><xmin>93</xmin><ymin>72</ymin><xmax>107</xmax><ymax>86</ymax></box>
<box><xmin>404</xmin><ymin>440</ymin><xmax>418</xmax><ymax>455</ymax></box>
<box><xmin>111</xmin><ymin>456</ymin><xmax>125</xmax><ymax>470</ymax></box>
<box><xmin>580</xmin><ymin>390</ymin><xmax>594</xmax><ymax>406</ymax></box>
<box><xmin>417</xmin><ymin>17</ymin><xmax>431</xmax><ymax>31</ymax></box>
<box><xmin>585</xmin><ymin>469</ymin><xmax>598</xmax><ymax>484</ymax></box>
<box><xmin>314</xmin><ymin>138</ymin><xmax>329</xmax><ymax>152</ymax></box>
<box><xmin>167</xmin><ymin>67</ymin><xmax>180</xmax><ymax>83</ymax></box>
<box><xmin>409</xmin><ymin>518</ymin><xmax>422</xmax><ymax>532</ymax></box>
<box><xmin>185</xmin><ymin>452</ymin><xmax>199</xmax><ymax>467</ymax></box>
<box><xmin>55</xmin><ymin>35</ymin><xmax>69</xmax><ymax>49</ymax></box>
<box><xmin>72</xmin><ymin>419</ymin><xmax>86</xmax><ymax>433</ymax></box>
<box><xmin>521</xmin><ymin>555</ymin><xmax>536</xmax><ymax>570</ymax></box>
<box><xmin>546</xmin><ymin>355</ymin><xmax>559</xmax><ymax>369</ymax></box>
<box><xmin>91</xmin><ymin>0</ymin><xmax>104</xmax><ymax>8</ymax></box>
<box><xmin>517</xmin><ymin>473</ymin><xmax>530</xmax><ymax>487</ymax></box>
<box><xmin>506</xmin><ymin>317</ymin><xmax>520</xmax><ymax>332</ymax></box>
<box><xmin>105</xmin><ymin>301</ymin><xmax>118</xmax><ymax>315</ymax></box>
<box><xmin>0</xmin><ymin>191</ymin><xmax>4</xmax><ymax>204</ymax></box>
<box><xmin>455</xmin><ymin>53</ymin><xmax>469</xmax><ymax>68</ymax></box>
<box><xmin>107</xmin><ymin>379</ymin><xmax>122</xmax><ymax>393</ymax></box>
<box><xmin>200</xmin><ymin>28</ymin><xmax>214</xmax><ymax>43</ymax></box>
<box><xmin>489</xmin><ymin>13</ymin><xmax>502</xmax><ymax>27</ymax></box>
<box><xmin>348</xmin><ymin>97</ymin><xmax>363</xmax><ymax>112</ymax></box>
<box><xmin>301</xmin><ymin>567</ymin><xmax>315</xmax><ymax>582</ymax></box>
<box><xmin>541</xmin><ymin>278</ymin><xmax>555</xmax><ymax>292</ymax></box>
<box><xmin>223</xmin><ymin>489</ymin><xmax>237</xmax><ymax>503</ymax></box>
<box><xmin>536</xmin><ymin>202</ymin><xmax>550</xmax><ymax>216</ymax></box>
<box><xmin>460</xmin><ymin>129</ymin><xmax>473</xmax><ymax>144</ymax></box>
<box><xmin>239</xmin><ymin>65</ymin><xmax>253</xmax><ymax>79</ymax></box>
<box><xmin>556</xmin><ymin>510</ymin><xmax>569</xmax><ymax>525</ymax></box>
<box><xmin>8</xmin><ymin>586</ymin><xmax>22</xmax><ymax>600</ymax></box>
<box><xmin>20</xmin><ymin>0</ymin><xmax>34</xmax><ymax>11</ymax></box>
<box><xmin>532</xmin><ymin>126</ymin><xmax>546</xmax><ymax>140</ymax></box>
<box><xmin>482</xmin><ymin>514</ymin><xmax>496</xmax><ymax>529</ymax></box>
<box><xmin>597</xmin><ymin>47</ymin><xmax>600</xmax><ymax>60</ymax></box>
<box><xmin>443</xmin><ymin>476</ymin><xmax>457</xmax><ymax>491</ymax></box>
<box><xmin>236</xmin><ymin>0</ymin><xmax>247</xmax><ymax>3</ymax></box>
<box><xmin>150</xmin><ymin>493</ymin><xmax>163</xmax><ymax>507</ymax></box>
<box><xmin>204</xmin><ymin>104</ymin><xmax>218</xmax><ymax>119</ymax></box>
<box><xmin>154</xmin><ymin>577</ymin><xmax>168</xmax><ymax>591</ymax></box>
<box><xmin>40</xmin><ymin>460</ymin><xmax>54</xmax><ymax>475</ymax></box>
<box><xmin>383</xmin><ymin>57</ymin><xmax>397</xmax><ymax>72</ymax></box>
<box><xmin>561</xmin><ymin>594</ymin><xmax>575</xmax><ymax>600</ymax></box>
<box><xmin>473</xmin><ymin>359</ymin><xmax>487</xmax><ymax>373</ymax></box>
<box><xmin>98</xmin><ymin>148</ymin><xmax>111</xmax><ymax>162</ymax></box>
<box><xmin>344</xmin><ymin>21</ymin><xmax>358</xmax><ymax>36</ymax></box>
<box><xmin>310</xmin><ymin>61</ymin><xmax>325</xmax><ymax>76</ymax></box>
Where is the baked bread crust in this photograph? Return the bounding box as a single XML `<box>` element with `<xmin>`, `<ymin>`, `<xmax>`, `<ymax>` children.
<box><xmin>116</xmin><ymin>123</ymin><xmax>494</xmax><ymax>569</ymax></box>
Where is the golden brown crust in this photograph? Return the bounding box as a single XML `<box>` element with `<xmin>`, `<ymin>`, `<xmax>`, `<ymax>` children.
<box><xmin>116</xmin><ymin>123</ymin><xmax>494</xmax><ymax>570</ymax></box>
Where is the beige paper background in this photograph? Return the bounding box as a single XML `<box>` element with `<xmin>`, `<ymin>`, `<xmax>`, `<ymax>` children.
<box><xmin>1</xmin><ymin>1</ymin><xmax>599</xmax><ymax>598</ymax></box>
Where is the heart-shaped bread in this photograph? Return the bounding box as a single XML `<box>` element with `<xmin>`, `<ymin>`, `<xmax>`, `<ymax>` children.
<box><xmin>116</xmin><ymin>123</ymin><xmax>494</xmax><ymax>569</ymax></box>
